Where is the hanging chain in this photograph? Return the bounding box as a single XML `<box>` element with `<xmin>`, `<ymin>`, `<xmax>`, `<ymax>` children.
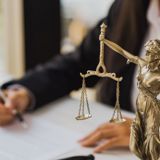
<box><xmin>109</xmin><ymin>80</ymin><xmax>126</xmax><ymax>123</ymax></box>
<box><xmin>115</xmin><ymin>80</ymin><xmax>120</xmax><ymax>108</ymax></box>
<box><xmin>83</xmin><ymin>77</ymin><xmax>91</xmax><ymax>115</ymax></box>
<box><xmin>76</xmin><ymin>77</ymin><xmax>91</xmax><ymax>120</ymax></box>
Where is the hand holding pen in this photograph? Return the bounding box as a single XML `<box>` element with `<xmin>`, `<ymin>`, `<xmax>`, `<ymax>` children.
<box><xmin>0</xmin><ymin>87</ymin><xmax>30</xmax><ymax>127</ymax></box>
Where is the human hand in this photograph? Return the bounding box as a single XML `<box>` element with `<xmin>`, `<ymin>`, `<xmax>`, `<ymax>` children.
<box><xmin>0</xmin><ymin>87</ymin><xmax>30</xmax><ymax>125</ymax></box>
<box><xmin>79</xmin><ymin>118</ymin><xmax>132</xmax><ymax>153</ymax></box>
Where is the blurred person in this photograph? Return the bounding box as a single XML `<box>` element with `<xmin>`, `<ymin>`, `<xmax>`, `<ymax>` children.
<box><xmin>0</xmin><ymin>0</ymin><xmax>159</xmax><ymax>153</ymax></box>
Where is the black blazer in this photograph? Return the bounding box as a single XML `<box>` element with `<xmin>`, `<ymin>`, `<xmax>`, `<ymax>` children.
<box><xmin>2</xmin><ymin>0</ymin><xmax>150</xmax><ymax>111</ymax></box>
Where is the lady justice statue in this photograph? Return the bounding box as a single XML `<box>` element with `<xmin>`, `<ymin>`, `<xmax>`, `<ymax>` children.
<box><xmin>76</xmin><ymin>23</ymin><xmax>160</xmax><ymax>160</ymax></box>
<box><xmin>104</xmin><ymin>30</ymin><xmax>160</xmax><ymax>160</ymax></box>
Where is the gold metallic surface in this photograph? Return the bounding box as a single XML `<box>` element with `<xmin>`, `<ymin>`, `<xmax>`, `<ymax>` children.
<box><xmin>75</xmin><ymin>77</ymin><xmax>92</xmax><ymax>120</ymax></box>
<box><xmin>80</xmin><ymin>24</ymin><xmax>123</xmax><ymax>82</ymax></box>
<box><xmin>76</xmin><ymin>23</ymin><xmax>125</xmax><ymax>123</ymax></box>
<box><xmin>104</xmin><ymin>33</ymin><xmax>160</xmax><ymax>159</ymax></box>
<box><xmin>109</xmin><ymin>80</ymin><xmax>126</xmax><ymax>123</ymax></box>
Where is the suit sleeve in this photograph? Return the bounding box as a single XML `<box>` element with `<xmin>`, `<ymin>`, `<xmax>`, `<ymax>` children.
<box><xmin>1</xmin><ymin>1</ymin><xmax>120</xmax><ymax>110</ymax></box>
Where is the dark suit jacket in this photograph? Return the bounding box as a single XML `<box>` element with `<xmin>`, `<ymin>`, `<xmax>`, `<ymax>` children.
<box><xmin>2</xmin><ymin>0</ymin><xmax>150</xmax><ymax>111</ymax></box>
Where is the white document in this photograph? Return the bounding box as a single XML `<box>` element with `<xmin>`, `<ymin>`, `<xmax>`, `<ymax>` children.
<box><xmin>0</xmin><ymin>98</ymin><xmax>137</xmax><ymax>160</ymax></box>
<box><xmin>0</xmin><ymin>115</ymin><xmax>81</xmax><ymax>160</ymax></box>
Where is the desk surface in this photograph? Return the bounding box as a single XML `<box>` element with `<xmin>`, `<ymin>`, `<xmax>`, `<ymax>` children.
<box><xmin>33</xmin><ymin>97</ymin><xmax>138</xmax><ymax>160</ymax></box>
<box><xmin>0</xmin><ymin>97</ymin><xmax>138</xmax><ymax>160</ymax></box>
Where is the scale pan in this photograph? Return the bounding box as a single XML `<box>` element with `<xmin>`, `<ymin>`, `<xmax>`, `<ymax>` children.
<box><xmin>75</xmin><ymin>114</ymin><xmax>92</xmax><ymax>120</ymax></box>
<box><xmin>109</xmin><ymin>118</ymin><xmax>126</xmax><ymax>123</ymax></box>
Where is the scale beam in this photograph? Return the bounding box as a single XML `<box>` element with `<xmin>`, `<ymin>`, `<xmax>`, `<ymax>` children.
<box><xmin>76</xmin><ymin>23</ymin><xmax>125</xmax><ymax>123</ymax></box>
<box><xmin>80</xmin><ymin>71</ymin><xmax>122</xmax><ymax>81</ymax></box>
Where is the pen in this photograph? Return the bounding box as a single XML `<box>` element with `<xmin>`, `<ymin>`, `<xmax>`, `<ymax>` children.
<box><xmin>0</xmin><ymin>90</ymin><xmax>28</xmax><ymax>128</ymax></box>
<box><xmin>59</xmin><ymin>154</ymin><xmax>95</xmax><ymax>160</ymax></box>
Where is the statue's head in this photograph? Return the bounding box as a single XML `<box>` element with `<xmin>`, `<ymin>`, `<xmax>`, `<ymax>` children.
<box><xmin>144</xmin><ymin>39</ymin><xmax>160</xmax><ymax>71</ymax></box>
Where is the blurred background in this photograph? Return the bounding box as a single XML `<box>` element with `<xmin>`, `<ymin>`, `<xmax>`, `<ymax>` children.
<box><xmin>0</xmin><ymin>0</ymin><xmax>114</xmax><ymax>84</ymax></box>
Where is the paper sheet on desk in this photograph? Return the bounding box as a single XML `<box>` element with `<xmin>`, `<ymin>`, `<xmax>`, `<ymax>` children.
<box><xmin>0</xmin><ymin>115</ymin><xmax>81</xmax><ymax>160</ymax></box>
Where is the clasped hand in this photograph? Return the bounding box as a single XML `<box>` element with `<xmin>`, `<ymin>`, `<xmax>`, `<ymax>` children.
<box><xmin>0</xmin><ymin>88</ymin><xmax>30</xmax><ymax>125</ymax></box>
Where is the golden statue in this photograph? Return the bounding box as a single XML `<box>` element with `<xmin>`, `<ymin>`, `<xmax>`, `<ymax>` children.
<box><xmin>105</xmin><ymin>38</ymin><xmax>160</xmax><ymax>160</ymax></box>
<box><xmin>76</xmin><ymin>23</ymin><xmax>160</xmax><ymax>160</ymax></box>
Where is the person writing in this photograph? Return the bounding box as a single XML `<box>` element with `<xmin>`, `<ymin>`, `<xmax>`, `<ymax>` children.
<box><xmin>0</xmin><ymin>0</ymin><xmax>159</xmax><ymax>154</ymax></box>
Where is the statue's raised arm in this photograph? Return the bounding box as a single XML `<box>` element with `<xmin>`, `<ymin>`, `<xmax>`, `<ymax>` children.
<box><xmin>102</xmin><ymin>24</ymin><xmax>160</xmax><ymax>160</ymax></box>
<box><xmin>104</xmin><ymin>39</ymin><xmax>146</xmax><ymax>67</ymax></box>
